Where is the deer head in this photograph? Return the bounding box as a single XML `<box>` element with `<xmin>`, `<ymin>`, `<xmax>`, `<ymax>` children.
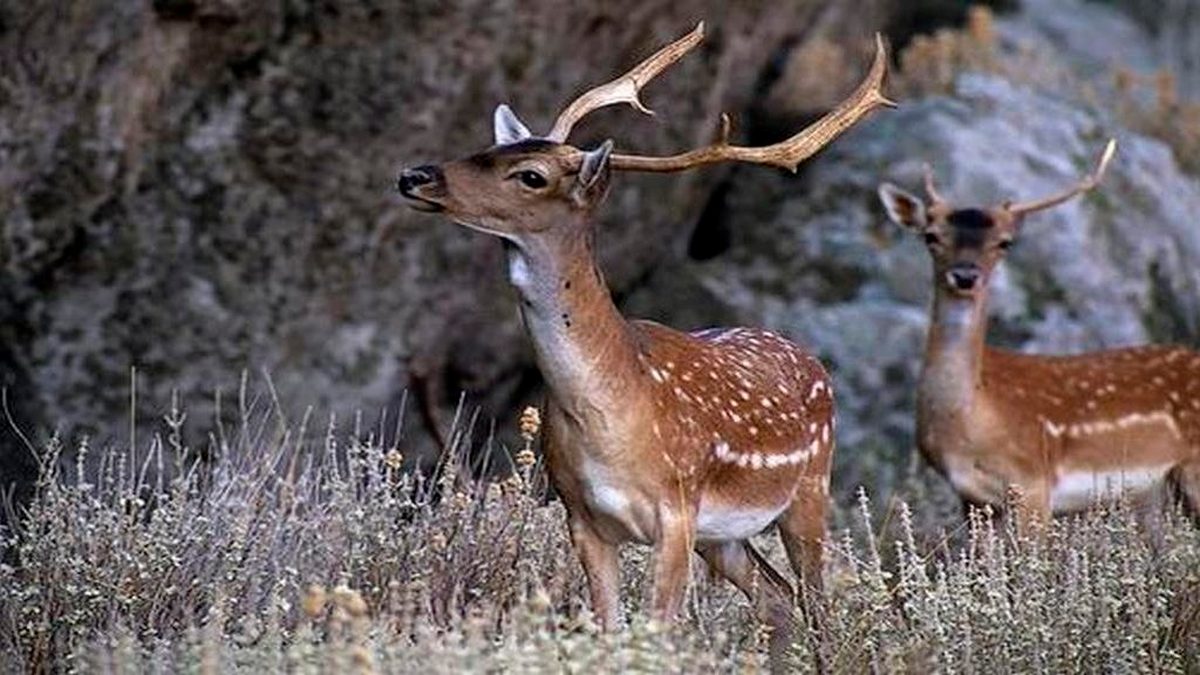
<box><xmin>398</xmin><ymin>24</ymin><xmax>894</xmax><ymax>246</ymax></box>
<box><xmin>878</xmin><ymin>140</ymin><xmax>1117</xmax><ymax>297</ymax></box>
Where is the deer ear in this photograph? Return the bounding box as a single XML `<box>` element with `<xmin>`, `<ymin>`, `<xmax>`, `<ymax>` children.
<box><xmin>571</xmin><ymin>140</ymin><xmax>613</xmax><ymax>206</ymax></box>
<box><xmin>493</xmin><ymin>104</ymin><xmax>532</xmax><ymax>146</ymax></box>
<box><xmin>878</xmin><ymin>183</ymin><xmax>928</xmax><ymax>231</ymax></box>
<box><xmin>578</xmin><ymin>139</ymin><xmax>613</xmax><ymax>189</ymax></box>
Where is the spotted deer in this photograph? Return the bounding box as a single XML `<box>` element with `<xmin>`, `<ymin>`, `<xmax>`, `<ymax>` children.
<box><xmin>878</xmin><ymin>140</ymin><xmax>1200</xmax><ymax>526</ymax></box>
<box><xmin>397</xmin><ymin>24</ymin><xmax>893</xmax><ymax>658</ymax></box>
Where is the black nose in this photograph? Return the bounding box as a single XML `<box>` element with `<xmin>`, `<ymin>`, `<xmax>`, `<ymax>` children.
<box><xmin>397</xmin><ymin>165</ymin><xmax>442</xmax><ymax>195</ymax></box>
<box><xmin>947</xmin><ymin>265</ymin><xmax>981</xmax><ymax>291</ymax></box>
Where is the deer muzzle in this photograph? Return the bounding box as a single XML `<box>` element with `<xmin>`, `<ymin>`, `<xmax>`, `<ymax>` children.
<box><xmin>397</xmin><ymin>165</ymin><xmax>447</xmax><ymax>212</ymax></box>
<box><xmin>946</xmin><ymin>264</ymin><xmax>982</xmax><ymax>292</ymax></box>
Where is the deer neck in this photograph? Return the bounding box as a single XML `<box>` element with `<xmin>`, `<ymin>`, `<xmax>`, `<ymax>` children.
<box><xmin>920</xmin><ymin>285</ymin><xmax>989</xmax><ymax>416</ymax></box>
<box><xmin>504</xmin><ymin>228</ymin><xmax>642</xmax><ymax>423</ymax></box>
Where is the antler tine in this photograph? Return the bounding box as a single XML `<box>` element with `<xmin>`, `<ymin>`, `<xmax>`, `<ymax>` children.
<box><xmin>608</xmin><ymin>33</ymin><xmax>896</xmax><ymax>173</ymax></box>
<box><xmin>1004</xmin><ymin>139</ymin><xmax>1118</xmax><ymax>217</ymax></box>
<box><xmin>546</xmin><ymin>22</ymin><xmax>705</xmax><ymax>143</ymax></box>
<box><xmin>923</xmin><ymin>163</ymin><xmax>948</xmax><ymax>208</ymax></box>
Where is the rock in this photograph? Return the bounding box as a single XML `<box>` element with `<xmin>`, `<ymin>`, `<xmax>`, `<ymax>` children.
<box><xmin>998</xmin><ymin>0</ymin><xmax>1200</xmax><ymax>101</ymax></box>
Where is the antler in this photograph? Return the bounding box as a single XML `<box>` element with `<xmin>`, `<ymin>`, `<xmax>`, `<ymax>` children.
<box><xmin>607</xmin><ymin>34</ymin><xmax>896</xmax><ymax>173</ymax></box>
<box><xmin>921</xmin><ymin>162</ymin><xmax>954</xmax><ymax>218</ymax></box>
<box><xmin>1003</xmin><ymin>139</ymin><xmax>1118</xmax><ymax>217</ymax></box>
<box><xmin>546</xmin><ymin>22</ymin><xmax>706</xmax><ymax>143</ymax></box>
<box><xmin>923</xmin><ymin>163</ymin><xmax>947</xmax><ymax>208</ymax></box>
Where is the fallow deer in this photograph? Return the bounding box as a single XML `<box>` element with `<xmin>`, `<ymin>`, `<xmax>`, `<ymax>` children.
<box><xmin>397</xmin><ymin>24</ymin><xmax>893</xmax><ymax>659</ymax></box>
<box><xmin>879</xmin><ymin>141</ymin><xmax>1200</xmax><ymax>526</ymax></box>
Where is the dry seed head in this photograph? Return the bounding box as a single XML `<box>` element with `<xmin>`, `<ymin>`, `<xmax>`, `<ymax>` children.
<box><xmin>514</xmin><ymin>448</ymin><xmax>537</xmax><ymax>468</ymax></box>
<box><xmin>333</xmin><ymin>585</ymin><xmax>369</xmax><ymax>618</ymax></box>
<box><xmin>503</xmin><ymin>474</ymin><xmax>524</xmax><ymax>494</ymax></box>
<box><xmin>519</xmin><ymin>406</ymin><xmax>541</xmax><ymax>440</ymax></box>
<box><xmin>486</xmin><ymin>482</ymin><xmax>503</xmax><ymax>502</ymax></box>
<box><xmin>450</xmin><ymin>491</ymin><xmax>471</xmax><ymax>510</ymax></box>
<box><xmin>350</xmin><ymin>644</ymin><xmax>375</xmax><ymax>673</ymax></box>
<box><xmin>302</xmin><ymin>584</ymin><xmax>327</xmax><ymax>618</ymax></box>
<box><xmin>383</xmin><ymin>449</ymin><xmax>403</xmax><ymax>470</ymax></box>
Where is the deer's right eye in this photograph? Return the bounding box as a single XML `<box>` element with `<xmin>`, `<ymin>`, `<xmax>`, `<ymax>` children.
<box><xmin>923</xmin><ymin>233</ymin><xmax>941</xmax><ymax>246</ymax></box>
<box><xmin>514</xmin><ymin>170</ymin><xmax>548</xmax><ymax>189</ymax></box>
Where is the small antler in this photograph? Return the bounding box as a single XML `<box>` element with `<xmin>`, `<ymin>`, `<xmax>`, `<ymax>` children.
<box><xmin>608</xmin><ymin>34</ymin><xmax>896</xmax><ymax>173</ymax></box>
<box><xmin>546</xmin><ymin>22</ymin><xmax>706</xmax><ymax>143</ymax></box>
<box><xmin>923</xmin><ymin>163</ymin><xmax>947</xmax><ymax>208</ymax></box>
<box><xmin>1003</xmin><ymin>139</ymin><xmax>1118</xmax><ymax>217</ymax></box>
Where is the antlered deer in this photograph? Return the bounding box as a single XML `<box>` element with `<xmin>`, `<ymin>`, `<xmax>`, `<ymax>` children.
<box><xmin>879</xmin><ymin>141</ymin><xmax>1200</xmax><ymax>525</ymax></box>
<box><xmin>398</xmin><ymin>24</ymin><xmax>892</xmax><ymax>658</ymax></box>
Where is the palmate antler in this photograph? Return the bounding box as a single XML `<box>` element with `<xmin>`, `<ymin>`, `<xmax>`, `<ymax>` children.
<box><xmin>549</xmin><ymin>27</ymin><xmax>896</xmax><ymax>173</ymax></box>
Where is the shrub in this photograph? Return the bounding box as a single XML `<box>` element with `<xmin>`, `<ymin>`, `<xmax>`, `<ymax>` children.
<box><xmin>2</xmin><ymin>398</ymin><xmax>1198</xmax><ymax>672</ymax></box>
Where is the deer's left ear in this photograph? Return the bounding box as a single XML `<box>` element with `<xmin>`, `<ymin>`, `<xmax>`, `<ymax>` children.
<box><xmin>493</xmin><ymin>104</ymin><xmax>532</xmax><ymax>146</ymax></box>
<box><xmin>572</xmin><ymin>139</ymin><xmax>613</xmax><ymax>205</ymax></box>
<box><xmin>878</xmin><ymin>183</ymin><xmax>929</xmax><ymax>231</ymax></box>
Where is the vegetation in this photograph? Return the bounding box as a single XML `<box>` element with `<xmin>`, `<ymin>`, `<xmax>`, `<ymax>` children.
<box><xmin>2</xmin><ymin>396</ymin><xmax>1198</xmax><ymax>673</ymax></box>
<box><xmin>894</xmin><ymin>6</ymin><xmax>1200</xmax><ymax>174</ymax></box>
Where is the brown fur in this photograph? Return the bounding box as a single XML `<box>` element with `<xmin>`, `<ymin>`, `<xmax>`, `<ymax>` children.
<box><xmin>880</xmin><ymin>180</ymin><xmax>1200</xmax><ymax>524</ymax></box>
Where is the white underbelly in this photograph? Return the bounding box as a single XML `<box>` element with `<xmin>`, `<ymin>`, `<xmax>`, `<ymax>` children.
<box><xmin>1050</xmin><ymin>465</ymin><xmax>1173</xmax><ymax>512</ymax></box>
<box><xmin>695</xmin><ymin>500</ymin><xmax>786</xmax><ymax>541</ymax></box>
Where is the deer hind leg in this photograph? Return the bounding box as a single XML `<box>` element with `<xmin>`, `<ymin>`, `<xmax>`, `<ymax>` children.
<box><xmin>1169</xmin><ymin>461</ymin><xmax>1200</xmax><ymax>524</ymax></box>
<box><xmin>777</xmin><ymin>481</ymin><xmax>827</xmax><ymax>598</ymax></box>
<box><xmin>776</xmin><ymin>483</ymin><xmax>830</xmax><ymax>671</ymax></box>
<box><xmin>567</xmin><ymin>514</ymin><xmax>621</xmax><ymax>630</ymax></box>
<box><xmin>698</xmin><ymin>541</ymin><xmax>796</xmax><ymax>672</ymax></box>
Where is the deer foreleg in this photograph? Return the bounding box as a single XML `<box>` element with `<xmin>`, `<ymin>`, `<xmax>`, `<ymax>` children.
<box><xmin>568</xmin><ymin>514</ymin><xmax>621</xmax><ymax>630</ymax></box>
<box><xmin>649</xmin><ymin>507</ymin><xmax>695</xmax><ymax>621</ymax></box>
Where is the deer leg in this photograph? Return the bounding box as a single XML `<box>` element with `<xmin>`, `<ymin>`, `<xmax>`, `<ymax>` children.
<box><xmin>777</xmin><ymin>485</ymin><xmax>827</xmax><ymax>599</ymax></box>
<box><xmin>649</xmin><ymin>508</ymin><xmax>694</xmax><ymax>621</ymax></box>
<box><xmin>777</xmin><ymin>487</ymin><xmax>829</xmax><ymax>672</ymax></box>
<box><xmin>698</xmin><ymin>541</ymin><xmax>797</xmax><ymax>671</ymax></box>
<box><xmin>567</xmin><ymin>515</ymin><xmax>621</xmax><ymax>630</ymax></box>
<box><xmin>1170</xmin><ymin>461</ymin><xmax>1200</xmax><ymax>523</ymax></box>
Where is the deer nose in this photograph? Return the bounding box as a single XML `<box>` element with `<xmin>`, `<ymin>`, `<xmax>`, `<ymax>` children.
<box><xmin>396</xmin><ymin>165</ymin><xmax>443</xmax><ymax>195</ymax></box>
<box><xmin>946</xmin><ymin>265</ymin><xmax>981</xmax><ymax>291</ymax></box>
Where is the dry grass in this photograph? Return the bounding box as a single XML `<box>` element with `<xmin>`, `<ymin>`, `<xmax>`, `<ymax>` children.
<box><xmin>1</xmin><ymin>391</ymin><xmax>1199</xmax><ymax>673</ymax></box>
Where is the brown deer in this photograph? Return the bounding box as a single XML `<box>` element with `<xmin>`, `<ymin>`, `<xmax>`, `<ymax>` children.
<box><xmin>878</xmin><ymin>140</ymin><xmax>1200</xmax><ymax>526</ymax></box>
<box><xmin>397</xmin><ymin>24</ymin><xmax>892</xmax><ymax>658</ymax></box>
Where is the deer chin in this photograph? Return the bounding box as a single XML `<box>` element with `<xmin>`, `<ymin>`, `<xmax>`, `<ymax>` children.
<box><xmin>944</xmin><ymin>285</ymin><xmax>982</xmax><ymax>300</ymax></box>
<box><xmin>453</xmin><ymin>218</ymin><xmax>512</xmax><ymax>239</ymax></box>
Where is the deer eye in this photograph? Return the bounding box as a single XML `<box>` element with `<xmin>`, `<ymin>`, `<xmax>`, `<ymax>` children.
<box><xmin>923</xmin><ymin>232</ymin><xmax>941</xmax><ymax>246</ymax></box>
<box><xmin>513</xmin><ymin>170</ymin><xmax>548</xmax><ymax>189</ymax></box>
<box><xmin>997</xmin><ymin>239</ymin><xmax>1014</xmax><ymax>251</ymax></box>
